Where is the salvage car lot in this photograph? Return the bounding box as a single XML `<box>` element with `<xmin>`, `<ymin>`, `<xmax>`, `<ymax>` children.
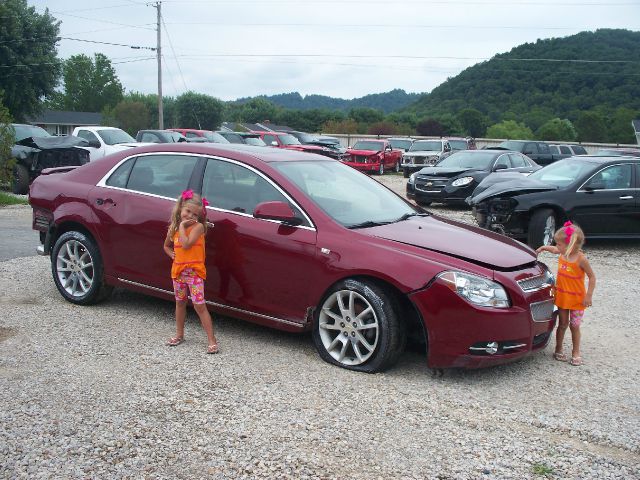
<box><xmin>1</xmin><ymin>175</ymin><xmax>639</xmax><ymax>478</ymax></box>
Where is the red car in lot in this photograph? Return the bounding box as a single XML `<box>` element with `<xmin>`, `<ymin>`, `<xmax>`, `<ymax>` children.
<box><xmin>255</xmin><ymin>131</ymin><xmax>339</xmax><ymax>159</ymax></box>
<box><xmin>29</xmin><ymin>144</ymin><xmax>555</xmax><ymax>372</ymax></box>
<box><xmin>345</xmin><ymin>139</ymin><xmax>403</xmax><ymax>175</ymax></box>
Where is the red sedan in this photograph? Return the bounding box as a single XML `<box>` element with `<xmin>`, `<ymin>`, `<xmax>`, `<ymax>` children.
<box><xmin>29</xmin><ymin>143</ymin><xmax>555</xmax><ymax>372</ymax></box>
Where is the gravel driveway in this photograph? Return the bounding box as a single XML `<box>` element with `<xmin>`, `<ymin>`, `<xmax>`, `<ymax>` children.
<box><xmin>1</xmin><ymin>178</ymin><xmax>639</xmax><ymax>479</ymax></box>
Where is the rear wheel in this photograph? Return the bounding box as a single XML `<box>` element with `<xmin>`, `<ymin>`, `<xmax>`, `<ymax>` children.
<box><xmin>51</xmin><ymin>231</ymin><xmax>113</xmax><ymax>305</ymax></box>
<box><xmin>12</xmin><ymin>164</ymin><xmax>29</xmax><ymax>195</ymax></box>
<box><xmin>313</xmin><ymin>279</ymin><xmax>405</xmax><ymax>373</ymax></box>
<box><xmin>527</xmin><ymin>208</ymin><xmax>556</xmax><ymax>248</ymax></box>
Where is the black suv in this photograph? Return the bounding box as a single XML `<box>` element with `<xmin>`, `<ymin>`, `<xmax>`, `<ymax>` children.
<box><xmin>496</xmin><ymin>140</ymin><xmax>555</xmax><ymax>166</ymax></box>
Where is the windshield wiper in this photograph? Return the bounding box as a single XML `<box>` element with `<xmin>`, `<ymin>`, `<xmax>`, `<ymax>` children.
<box><xmin>347</xmin><ymin>220</ymin><xmax>393</xmax><ymax>229</ymax></box>
<box><xmin>394</xmin><ymin>212</ymin><xmax>430</xmax><ymax>222</ymax></box>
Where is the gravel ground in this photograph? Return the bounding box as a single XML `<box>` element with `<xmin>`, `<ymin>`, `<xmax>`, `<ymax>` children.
<box><xmin>1</xmin><ymin>179</ymin><xmax>639</xmax><ymax>479</ymax></box>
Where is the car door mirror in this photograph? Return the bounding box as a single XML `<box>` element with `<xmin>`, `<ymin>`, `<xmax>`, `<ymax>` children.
<box><xmin>253</xmin><ymin>201</ymin><xmax>302</xmax><ymax>226</ymax></box>
<box><xmin>585</xmin><ymin>182</ymin><xmax>605</xmax><ymax>191</ymax></box>
<box><xmin>270</xmin><ymin>141</ymin><xmax>278</xmax><ymax>147</ymax></box>
<box><xmin>87</xmin><ymin>139</ymin><xmax>101</xmax><ymax>148</ymax></box>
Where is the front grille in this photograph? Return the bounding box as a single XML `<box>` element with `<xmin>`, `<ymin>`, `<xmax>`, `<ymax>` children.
<box><xmin>530</xmin><ymin>299</ymin><xmax>554</xmax><ymax>322</ymax></box>
<box><xmin>415</xmin><ymin>175</ymin><xmax>449</xmax><ymax>192</ymax></box>
<box><xmin>517</xmin><ymin>271</ymin><xmax>554</xmax><ymax>292</ymax></box>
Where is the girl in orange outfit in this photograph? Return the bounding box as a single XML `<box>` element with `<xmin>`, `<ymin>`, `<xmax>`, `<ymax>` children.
<box><xmin>537</xmin><ymin>221</ymin><xmax>595</xmax><ymax>366</ymax></box>
<box><xmin>164</xmin><ymin>190</ymin><xmax>219</xmax><ymax>354</ymax></box>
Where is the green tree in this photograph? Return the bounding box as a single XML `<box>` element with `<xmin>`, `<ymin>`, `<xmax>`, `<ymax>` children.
<box><xmin>574</xmin><ymin>111</ymin><xmax>607</xmax><ymax>142</ymax></box>
<box><xmin>416</xmin><ymin>118</ymin><xmax>444</xmax><ymax>136</ymax></box>
<box><xmin>0</xmin><ymin>99</ymin><xmax>15</xmax><ymax>185</ymax></box>
<box><xmin>348</xmin><ymin>107</ymin><xmax>384</xmax><ymax>125</ymax></box>
<box><xmin>175</xmin><ymin>91</ymin><xmax>224</xmax><ymax>130</ymax></box>
<box><xmin>456</xmin><ymin>108</ymin><xmax>488</xmax><ymax>137</ymax></box>
<box><xmin>535</xmin><ymin>118</ymin><xmax>577</xmax><ymax>141</ymax></box>
<box><xmin>103</xmin><ymin>101</ymin><xmax>151</xmax><ymax>135</ymax></box>
<box><xmin>486</xmin><ymin>120</ymin><xmax>534</xmax><ymax>140</ymax></box>
<box><xmin>607</xmin><ymin>107</ymin><xmax>637</xmax><ymax>144</ymax></box>
<box><xmin>0</xmin><ymin>0</ymin><xmax>61</xmax><ymax>120</ymax></box>
<box><xmin>368</xmin><ymin>121</ymin><xmax>398</xmax><ymax>135</ymax></box>
<box><xmin>322</xmin><ymin>119</ymin><xmax>359</xmax><ymax>134</ymax></box>
<box><xmin>54</xmin><ymin>54</ymin><xmax>124</xmax><ymax>112</ymax></box>
<box><xmin>234</xmin><ymin>98</ymin><xmax>279</xmax><ymax>124</ymax></box>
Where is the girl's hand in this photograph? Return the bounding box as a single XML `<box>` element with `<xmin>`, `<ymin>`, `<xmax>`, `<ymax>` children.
<box><xmin>181</xmin><ymin>219</ymin><xmax>196</xmax><ymax>229</ymax></box>
<box><xmin>584</xmin><ymin>294</ymin><xmax>593</xmax><ymax>307</ymax></box>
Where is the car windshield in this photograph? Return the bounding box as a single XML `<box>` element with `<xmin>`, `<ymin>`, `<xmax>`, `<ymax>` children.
<box><xmin>409</xmin><ymin>140</ymin><xmax>442</xmax><ymax>152</ymax></box>
<box><xmin>203</xmin><ymin>131</ymin><xmax>230</xmax><ymax>143</ymax></box>
<box><xmin>448</xmin><ymin>140</ymin><xmax>468</xmax><ymax>150</ymax></box>
<box><xmin>389</xmin><ymin>139</ymin><xmax>412</xmax><ymax>150</ymax></box>
<box><xmin>12</xmin><ymin>125</ymin><xmax>51</xmax><ymax>141</ymax></box>
<box><xmin>273</xmin><ymin>160</ymin><xmax>418</xmax><ymax>228</ymax></box>
<box><xmin>244</xmin><ymin>137</ymin><xmax>266</xmax><ymax>146</ymax></box>
<box><xmin>169</xmin><ymin>132</ymin><xmax>184</xmax><ymax>142</ymax></box>
<box><xmin>528</xmin><ymin>158</ymin><xmax>595</xmax><ymax>187</ymax></box>
<box><xmin>99</xmin><ymin>129</ymin><xmax>136</xmax><ymax>145</ymax></box>
<box><xmin>437</xmin><ymin>151</ymin><xmax>496</xmax><ymax>169</ymax></box>
<box><xmin>352</xmin><ymin>141</ymin><xmax>384</xmax><ymax>151</ymax></box>
<box><xmin>279</xmin><ymin>134</ymin><xmax>302</xmax><ymax>146</ymax></box>
<box><xmin>294</xmin><ymin>132</ymin><xmax>316</xmax><ymax>143</ymax></box>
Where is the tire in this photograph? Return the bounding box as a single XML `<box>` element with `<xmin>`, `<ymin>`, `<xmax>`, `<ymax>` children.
<box><xmin>527</xmin><ymin>208</ymin><xmax>557</xmax><ymax>249</ymax></box>
<box><xmin>378</xmin><ymin>163</ymin><xmax>385</xmax><ymax>175</ymax></box>
<box><xmin>417</xmin><ymin>200</ymin><xmax>432</xmax><ymax>207</ymax></box>
<box><xmin>51</xmin><ymin>231</ymin><xmax>113</xmax><ymax>305</ymax></box>
<box><xmin>394</xmin><ymin>161</ymin><xmax>400</xmax><ymax>173</ymax></box>
<box><xmin>403</xmin><ymin>168</ymin><xmax>410</xmax><ymax>178</ymax></box>
<box><xmin>312</xmin><ymin>279</ymin><xmax>406</xmax><ymax>373</ymax></box>
<box><xmin>12</xmin><ymin>163</ymin><xmax>29</xmax><ymax>195</ymax></box>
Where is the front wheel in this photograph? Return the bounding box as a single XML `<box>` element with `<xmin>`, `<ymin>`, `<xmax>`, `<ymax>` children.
<box><xmin>312</xmin><ymin>279</ymin><xmax>406</xmax><ymax>373</ymax></box>
<box><xmin>527</xmin><ymin>208</ymin><xmax>557</xmax><ymax>248</ymax></box>
<box><xmin>378</xmin><ymin>163</ymin><xmax>385</xmax><ymax>175</ymax></box>
<box><xmin>394</xmin><ymin>161</ymin><xmax>400</xmax><ymax>173</ymax></box>
<box><xmin>51</xmin><ymin>231</ymin><xmax>113</xmax><ymax>305</ymax></box>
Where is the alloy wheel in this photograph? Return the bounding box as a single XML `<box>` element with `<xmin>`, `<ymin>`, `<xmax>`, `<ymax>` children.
<box><xmin>55</xmin><ymin>239</ymin><xmax>95</xmax><ymax>297</ymax></box>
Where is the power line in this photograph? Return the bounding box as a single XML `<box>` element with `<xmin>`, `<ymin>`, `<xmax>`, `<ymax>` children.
<box><xmin>60</xmin><ymin>36</ymin><xmax>156</xmax><ymax>51</ymax></box>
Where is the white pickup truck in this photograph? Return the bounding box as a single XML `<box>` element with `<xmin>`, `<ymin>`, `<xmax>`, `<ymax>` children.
<box><xmin>72</xmin><ymin>126</ymin><xmax>150</xmax><ymax>161</ymax></box>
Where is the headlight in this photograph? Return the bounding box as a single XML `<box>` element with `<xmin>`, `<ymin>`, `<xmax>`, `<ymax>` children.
<box><xmin>408</xmin><ymin>172</ymin><xmax>417</xmax><ymax>184</ymax></box>
<box><xmin>437</xmin><ymin>271</ymin><xmax>510</xmax><ymax>308</ymax></box>
<box><xmin>451</xmin><ymin>176</ymin><xmax>474</xmax><ymax>187</ymax></box>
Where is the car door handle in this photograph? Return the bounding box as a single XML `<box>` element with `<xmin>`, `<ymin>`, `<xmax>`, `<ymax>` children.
<box><xmin>619</xmin><ymin>196</ymin><xmax>633</xmax><ymax>200</ymax></box>
<box><xmin>95</xmin><ymin>198</ymin><xmax>116</xmax><ymax>206</ymax></box>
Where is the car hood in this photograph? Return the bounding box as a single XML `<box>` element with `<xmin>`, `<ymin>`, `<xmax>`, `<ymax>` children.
<box><xmin>404</xmin><ymin>150</ymin><xmax>441</xmax><ymax>157</ymax></box>
<box><xmin>347</xmin><ymin>148</ymin><xmax>381</xmax><ymax>155</ymax></box>
<box><xmin>417</xmin><ymin>167</ymin><xmax>483</xmax><ymax>178</ymax></box>
<box><xmin>16</xmin><ymin>135</ymin><xmax>89</xmax><ymax>150</ymax></box>
<box><xmin>469</xmin><ymin>175</ymin><xmax>556</xmax><ymax>204</ymax></box>
<box><xmin>366</xmin><ymin>215</ymin><xmax>534</xmax><ymax>270</ymax></box>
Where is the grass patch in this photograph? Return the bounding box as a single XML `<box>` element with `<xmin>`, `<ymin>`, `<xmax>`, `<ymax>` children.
<box><xmin>0</xmin><ymin>190</ymin><xmax>28</xmax><ymax>206</ymax></box>
<box><xmin>532</xmin><ymin>463</ymin><xmax>554</xmax><ymax>477</ymax></box>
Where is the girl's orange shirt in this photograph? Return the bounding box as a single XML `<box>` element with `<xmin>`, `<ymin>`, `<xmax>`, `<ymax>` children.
<box><xmin>171</xmin><ymin>224</ymin><xmax>206</xmax><ymax>279</ymax></box>
<box><xmin>554</xmin><ymin>254</ymin><xmax>585</xmax><ymax>310</ymax></box>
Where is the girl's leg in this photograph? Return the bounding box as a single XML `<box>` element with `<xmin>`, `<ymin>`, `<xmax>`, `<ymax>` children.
<box><xmin>569</xmin><ymin>324</ymin><xmax>581</xmax><ymax>360</ymax></box>
<box><xmin>555</xmin><ymin>309</ymin><xmax>570</xmax><ymax>356</ymax></box>
<box><xmin>175</xmin><ymin>300</ymin><xmax>187</xmax><ymax>339</ymax></box>
<box><xmin>193</xmin><ymin>303</ymin><xmax>217</xmax><ymax>346</ymax></box>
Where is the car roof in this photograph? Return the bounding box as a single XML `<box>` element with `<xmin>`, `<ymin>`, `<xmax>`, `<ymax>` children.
<box><xmin>120</xmin><ymin>142</ymin><xmax>334</xmax><ymax>163</ymax></box>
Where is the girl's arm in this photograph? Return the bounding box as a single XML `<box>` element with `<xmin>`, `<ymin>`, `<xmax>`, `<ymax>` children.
<box><xmin>178</xmin><ymin>221</ymin><xmax>204</xmax><ymax>249</ymax></box>
<box><xmin>536</xmin><ymin>245</ymin><xmax>560</xmax><ymax>255</ymax></box>
<box><xmin>163</xmin><ymin>232</ymin><xmax>175</xmax><ymax>259</ymax></box>
<box><xmin>579</xmin><ymin>254</ymin><xmax>596</xmax><ymax>307</ymax></box>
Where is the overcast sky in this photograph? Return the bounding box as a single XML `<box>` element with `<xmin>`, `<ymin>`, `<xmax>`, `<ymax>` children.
<box><xmin>35</xmin><ymin>0</ymin><xmax>640</xmax><ymax>101</ymax></box>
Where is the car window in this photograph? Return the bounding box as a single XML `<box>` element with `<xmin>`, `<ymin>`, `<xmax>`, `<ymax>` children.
<box><xmin>494</xmin><ymin>154</ymin><xmax>512</xmax><ymax>169</ymax></box>
<box><xmin>13</xmin><ymin>124</ymin><xmax>51</xmax><ymax>141</ymax></box>
<box><xmin>263</xmin><ymin>134</ymin><xmax>278</xmax><ymax>145</ymax></box>
<box><xmin>409</xmin><ymin>140</ymin><xmax>443</xmax><ymax>152</ymax></box>
<box><xmin>559</xmin><ymin>146</ymin><xmax>571</xmax><ymax>154</ymax></box>
<box><xmin>509</xmin><ymin>153</ymin><xmax>527</xmax><ymax>168</ymax></box>
<box><xmin>585</xmin><ymin>164</ymin><xmax>633</xmax><ymax>190</ymax></box>
<box><xmin>529</xmin><ymin>158</ymin><xmax>594</xmax><ymax>187</ymax></box>
<box><xmin>185</xmin><ymin>132</ymin><xmax>198</xmax><ymax>138</ymax></box>
<box><xmin>140</xmin><ymin>132</ymin><xmax>159</xmax><ymax>143</ymax></box>
<box><xmin>106</xmin><ymin>157</ymin><xmax>135</xmax><ymax>188</ymax></box>
<box><xmin>98</xmin><ymin>129</ymin><xmax>136</xmax><ymax>145</ymax></box>
<box><xmin>202</xmin><ymin>159</ymin><xmax>308</xmax><ymax>224</ymax></box>
<box><xmin>125</xmin><ymin>154</ymin><xmax>199</xmax><ymax>197</ymax></box>
<box><xmin>76</xmin><ymin>130</ymin><xmax>99</xmax><ymax>143</ymax></box>
<box><xmin>571</xmin><ymin>145</ymin><xmax>587</xmax><ymax>155</ymax></box>
<box><xmin>549</xmin><ymin>145</ymin><xmax>559</xmax><ymax>155</ymax></box>
<box><xmin>538</xmin><ymin>143</ymin><xmax>550</xmax><ymax>154</ymax></box>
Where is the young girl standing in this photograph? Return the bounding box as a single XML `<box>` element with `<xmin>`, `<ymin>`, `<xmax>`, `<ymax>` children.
<box><xmin>537</xmin><ymin>221</ymin><xmax>595</xmax><ymax>366</ymax></box>
<box><xmin>164</xmin><ymin>190</ymin><xmax>219</xmax><ymax>354</ymax></box>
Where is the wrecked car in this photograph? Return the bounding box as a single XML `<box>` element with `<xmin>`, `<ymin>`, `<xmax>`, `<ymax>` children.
<box><xmin>8</xmin><ymin>124</ymin><xmax>90</xmax><ymax>194</ymax></box>
<box><xmin>467</xmin><ymin>156</ymin><xmax>640</xmax><ymax>248</ymax></box>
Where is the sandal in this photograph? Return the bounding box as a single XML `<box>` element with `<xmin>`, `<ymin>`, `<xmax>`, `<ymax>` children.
<box><xmin>570</xmin><ymin>356</ymin><xmax>583</xmax><ymax>366</ymax></box>
<box><xmin>207</xmin><ymin>342</ymin><xmax>219</xmax><ymax>354</ymax></box>
<box><xmin>167</xmin><ymin>336</ymin><xmax>184</xmax><ymax>346</ymax></box>
<box><xmin>553</xmin><ymin>352</ymin><xmax>567</xmax><ymax>361</ymax></box>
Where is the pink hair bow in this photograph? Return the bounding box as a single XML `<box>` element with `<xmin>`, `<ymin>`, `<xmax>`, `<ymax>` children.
<box><xmin>202</xmin><ymin>197</ymin><xmax>209</xmax><ymax>208</ymax></box>
<box><xmin>563</xmin><ymin>220</ymin><xmax>574</xmax><ymax>243</ymax></box>
<box><xmin>181</xmin><ymin>189</ymin><xmax>194</xmax><ymax>200</ymax></box>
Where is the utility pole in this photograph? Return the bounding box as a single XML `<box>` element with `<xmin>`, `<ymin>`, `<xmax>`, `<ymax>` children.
<box><xmin>154</xmin><ymin>2</ymin><xmax>163</xmax><ymax>129</ymax></box>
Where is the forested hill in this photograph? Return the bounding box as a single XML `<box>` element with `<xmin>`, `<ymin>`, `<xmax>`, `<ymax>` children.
<box><xmin>405</xmin><ymin>29</ymin><xmax>640</xmax><ymax>123</ymax></box>
<box><xmin>235</xmin><ymin>89</ymin><xmax>422</xmax><ymax>113</ymax></box>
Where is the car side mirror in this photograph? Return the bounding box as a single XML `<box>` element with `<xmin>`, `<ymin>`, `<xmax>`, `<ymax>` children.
<box><xmin>253</xmin><ymin>201</ymin><xmax>302</xmax><ymax>226</ymax></box>
<box><xmin>87</xmin><ymin>139</ymin><xmax>101</xmax><ymax>148</ymax></box>
<box><xmin>585</xmin><ymin>182</ymin><xmax>604</xmax><ymax>191</ymax></box>
<box><xmin>270</xmin><ymin>141</ymin><xmax>278</xmax><ymax>147</ymax></box>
